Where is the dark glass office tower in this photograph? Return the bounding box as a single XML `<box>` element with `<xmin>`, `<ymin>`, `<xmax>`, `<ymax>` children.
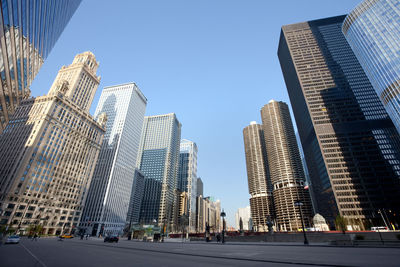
<box><xmin>278</xmin><ymin>15</ymin><xmax>400</xmax><ymax>230</ymax></box>
<box><xmin>137</xmin><ymin>113</ymin><xmax>181</xmax><ymax>230</ymax></box>
<box><xmin>0</xmin><ymin>0</ymin><xmax>81</xmax><ymax>131</ymax></box>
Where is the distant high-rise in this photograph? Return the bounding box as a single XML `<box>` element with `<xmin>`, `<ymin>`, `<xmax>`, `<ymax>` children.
<box><xmin>196</xmin><ymin>178</ymin><xmax>203</xmax><ymax>197</ymax></box>
<box><xmin>235</xmin><ymin>206</ymin><xmax>251</xmax><ymax>231</ymax></box>
<box><xmin>79</xmin><ymin>83</ymin><xmax>147</xmax><ymax>236</ymax></box>
<box><xmin>196</xmin><ymin>196</ymin><xmax>221</xmax><ymax>233</ymax></box>
<box><xmin>261</xmin><ymin>100</ymin><xmax>312</xmax><ymax>231</ymax></box>
<box><xmin>243</xmin><ymin>121</ymin><xmax>274</xmax><ymax>232</ymax></box>
<box><xmin>278</xmin><ymin>16</ymin><xmax>400</xmax><ymax>229</ymax></box>
<box><xmin>0</xmin><ymin>52</ymin><xmax>105</xmax><ymax>235</ymax></box>
<box><xmin>177</xmin><ymin>139</ymin><xmax>198</xmax><ymax>232</ymax></box>
<box><xmin>343</xmin><ymin>0</ymin><xmax>400</xmax><ymax>133</ymax></box>
<box><xmin>0</xmin><ymin>0</ymin><xmax>81</xmax><ymax>131</ymax></box>
<box><xmin>137</xmin><ymin>113</ymin><xmax>181</xmax><ymax>229</ymax></box>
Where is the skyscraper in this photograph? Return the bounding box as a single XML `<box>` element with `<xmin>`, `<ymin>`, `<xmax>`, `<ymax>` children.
<box><xmin>343</xmin><ymin>0</ymin><xmax>400</xmax><ymax>133</ymax></box>
<box><xmin>243</xmin><ymin>121</ymin><xmax>274</xmax><ymax>231</ymax></box>
<box><xmin>278</xmin><ymin>16</ymin><xmax>400</xmax><ymax>229</ymax></box>
<box><xmin>137</xmin><ymin>113</ymin><xmax>181</xmax><ymax>229</ymax></box>
<box><xmin>126</xmin><ymin>169</ymin><xmax>145</xmax><ymax>226</ymax></box>
<box><xmin>196</xmin><ymin>196</ymin><xmax>221</xmax><ymax>233</ymax></box>
<box><xmin>0</xmin><ymin>0</ymin><xmax>81</xmax><ymax>131</ymax></box>
<box><xmin>177</xmin><ymin>139</ymin><xmax>198</xmax><ymax>232</ymax></box>
<box><xmin>261</xmin><ymin>100</ymin><xmax>312</xmax><ymax>231</ymax></box>
<box><xmin>196</xmin><ymin>177</ymin><xmax>203</xmax><ymax>197</ymax></box>
<box><xmin>79</xmin><ymin>83</ymin><xmax>147</xmax><ymax>236</ymax></box>
<box><xmin>0</xmin><ymin>52</ymin><xmax>105</xmax><ymax>235</ymax></box>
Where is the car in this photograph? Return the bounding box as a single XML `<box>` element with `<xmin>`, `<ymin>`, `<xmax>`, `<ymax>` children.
<box><xmin>60</xmin><ymin>234</ymin><xmax>74</xmax><ymax>239</ymax></box>
<box><xmin>371</xmin><ymin>226</ymin><xmax>388</xmax><ymax>231</ymax></box>
<box><xmin>104</xmin><ymin>236</ymin><xmax>119</xmax><ymax>243</ymax></box>
<box><xmin>5</xmin><ymin>235</ymin><xmax>20</xmax><ymax>244</ymax></box>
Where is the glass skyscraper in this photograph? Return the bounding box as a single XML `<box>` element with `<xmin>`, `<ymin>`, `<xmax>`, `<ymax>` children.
<box><xmin>137</xmin><ymin>113</ymin><xmax>181</xmax><ymax>229</ymax></box>
<box><xmin>177</xmin><ymin>139</ymin><xmax>198</xmax><ymax>233</ymax></box>
<box><xmin>0</xmin><ymin>0</ymin><xmax>81</xmax><ymax>131</ymax></box>
<box><xmin>80</xmin><ymin>83</ymin><xmax>147</xmax><ymax>236</ymax></box>
<box><xmin>278</xmin><ymin>15</ymin><xmax>400</xmax><ymax>229</ymax></box>
<box><xmin>343</xmin><ymin>0</ymin><xmax>400</xmax><ymax>134</ymax></box>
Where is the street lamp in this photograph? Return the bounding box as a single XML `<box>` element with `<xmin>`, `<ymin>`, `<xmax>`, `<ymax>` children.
<box><xmin>294</xmin><ymin>200</ymin><xmax>309</xmax><ymax>245</ymax></box>
<box><xmin>220</xmin><ymin>209</ymin><xmax>226</xmax><ymax>244</ymax></box>
<box><xmin>378</xmin><ymin>209</ymin><xmax>390</xmax><ymax>230</ymax></box>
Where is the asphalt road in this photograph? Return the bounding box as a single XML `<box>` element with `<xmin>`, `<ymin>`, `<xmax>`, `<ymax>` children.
<box><xmin>0</xmin><ymin>237</ymin><xmax>399</xmax><ymax>267</ymax></box>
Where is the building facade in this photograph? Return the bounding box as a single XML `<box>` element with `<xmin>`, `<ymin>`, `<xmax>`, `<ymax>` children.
<box><xmin>261</xmin><ymin>100</ymin><xmax>312</xmax><ymax>231</ymax></box>
<box><xmin>343</xmin><ymin>0</ymin><xmax>400</xmax><ymax>133</ymax></box>
<box><xmin>177</xmin><ymin>139</ymin><xmax>198</xmax><ymax>233</ymax></box>
<box><xmin>278</xmin><ymin>16</ymin><xmax>400</xmax><ymax>229</ymax></box>
<box><xmin>137</xmin><ymin>113</ymin><xmax>181</xmax><ymax>230</ymax></box>
<box><xmin>196</xmin><ymin>177</ymin><xmax>203</xmax><ymax>197</ymax></box>
<box><xmin>243</xmin><ymin>121</ymin><xmax>274</xmax><ymax>232</ymax></box>
<box><xmin>126</xmin><ymin>169</ymin><xmax>145</xmax><ymax>226</ymax></box>
<box><xmin>196</xmin><ymin>196</ymin><xmax>221</xmax><ymax>233</ymax></box>
<box><xmin>235</xmin><ymin>206</ymin><xmax>251</xmax><ymax>231</ymax></box>
<box><xmin>79</xmin><ymin>83</ymin><xmax>147</xmax><ymax>236</ymax></box>
<box><xmin>0</xmin><ymin>52</ymin><xmax>105</xmax><ymax>235</ymax></box>
<box><xmin>0</xmin><ymin>0</ymin><xmax>81</xmax><ymax>131</ymax></box>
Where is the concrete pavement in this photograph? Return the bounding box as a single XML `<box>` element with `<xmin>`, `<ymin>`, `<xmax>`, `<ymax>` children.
<box><xmin>0</xmin><ymin>237</ymin><xmax>399</xmax><ymax>266</ymax></box>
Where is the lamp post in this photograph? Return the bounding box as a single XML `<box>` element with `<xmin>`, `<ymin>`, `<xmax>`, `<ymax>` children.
<box><xmin>294</xmin><ymin>200</ymin><xmax>309</xmax><ymax>245</ymax></box>
<box><xmin>378</xmin><ymin>209</ymin><xmax>390</xmax><ymax>230</ymax></box>
<box><xmin>220</xmin><ymin>209</ymin><xmax>226</xmax><ymax>244</ymax></box>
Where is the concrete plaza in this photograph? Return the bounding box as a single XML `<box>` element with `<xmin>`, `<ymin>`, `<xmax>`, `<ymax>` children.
<box><xmin>0</xmin><ymin>237</ymin><xmax>399</xmax><ymax>267</ymax></box>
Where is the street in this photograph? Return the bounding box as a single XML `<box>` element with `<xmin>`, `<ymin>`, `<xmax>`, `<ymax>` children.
<box><xmin>0</xmin><ymin>237</ymin><xmax>399</xmax><ymax>267</ymax></box>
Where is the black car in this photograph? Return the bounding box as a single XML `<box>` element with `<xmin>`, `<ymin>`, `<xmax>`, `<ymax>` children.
<box><xmin>104</xmin><ymin>236</ymin><xmax>119</xmax><ymax>243</ymax></box>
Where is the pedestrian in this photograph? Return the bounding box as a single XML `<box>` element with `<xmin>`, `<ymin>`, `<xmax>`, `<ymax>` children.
<box><xmin>216</xmin><ymin>233</ymin><xmax>221</xmax><ymax>243</ymax></box>
<box><xmin>33</xmin><ymin>233</ymin><xmax>38</xmax><ymax>241</ymax></box>
<box><xmin>80</xmin><ymin>234</ymin><xmax>84</xmax><ymax>240</ymax></box>
<box><xmin>86</xmin><ymin>234</ymin><xmax>89</xmax><ymax>240</ymax></box>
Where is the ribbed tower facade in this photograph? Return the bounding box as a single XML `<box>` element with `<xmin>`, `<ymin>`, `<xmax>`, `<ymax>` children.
<box><xmin>343</xmin><ymin>0</ymin><xmax>400</xmax><ymax>134</ymax></box>
<box><xmin>137</xmin><ymin>113</ymin><xmax>181</xmax><ymax>230</ymax></box>
<box><xmin>0</xmin><ymin>0</ymin><xmax>81</xmax><ymax>132</ymax></box>
<box><xmin>278</xmin><ymin>16</ymin><xmax>400</xmax><ymax>229</ymax></box>
<box><xmin>79</xmin><ymin>83</ymin><xmax>147</xmax><ymax>236</ymax></box>
<box><xmin>0</xmin><ymin>52</ymin><xmax>105</xmax><ymax>235</ymax></box>
<box><xmin>261</xmin><ymin>100</ymin><xmax>312</xmax><ymax>231</ymax></box>
<box><xmin>243</xmin><ymin>121</ymin><xmax>274</xmax><ymax>231</ymax></box>
<box><xmin>177</xmin><ymin>139</ymin><xmax>198</xmax><ymax>233</ymax></box>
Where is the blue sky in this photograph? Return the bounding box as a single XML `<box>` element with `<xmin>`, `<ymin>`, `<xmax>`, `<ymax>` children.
<box><xmin>30</xmin><ymin>0</ymin><xmax>362</xmax><ymax>226</ymax></box>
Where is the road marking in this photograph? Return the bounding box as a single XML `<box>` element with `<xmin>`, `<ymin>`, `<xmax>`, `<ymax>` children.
<box><xmin>77</xmin><ymin>242</ymin><xmax>355</xmax><ymax>267</ymax></box>
<box><xmin>20</xmin><ymin>242</ymin><xmax>48</xmax><ymax>267</ymax></box>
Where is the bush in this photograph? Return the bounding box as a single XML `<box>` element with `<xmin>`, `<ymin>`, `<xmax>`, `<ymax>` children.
<box><xmin>335</xmin><ymin>215</ymin><xmax>348</xmax><ymax>234</ymax></box>
<box><xmin>355</xmin><ymin>235</ymin><xmax>365</xmax><ymax>240</ymax></box>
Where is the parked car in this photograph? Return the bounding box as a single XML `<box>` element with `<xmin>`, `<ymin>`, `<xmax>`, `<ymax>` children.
<box><xmin>104</xmin><ymin>236</ymin><xmax>119</xmax><ymax>243</ymax></box>
<box><xmin>60</xmin><ymin>234</ymin><xmax>74</xmax><ymax>239</ymax></box>
<box><xmin>371</xmin><ymin>226</ymin><xmax>388</xmax><ymax>231</ymax></box>
<box><xmin>5</xmin><ymin>235</ymin><xmax>20</xmax><ymax>244</ymax></box>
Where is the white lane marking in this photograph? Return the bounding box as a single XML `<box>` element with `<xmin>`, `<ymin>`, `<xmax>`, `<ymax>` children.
<box><xmin>20</xmin><ymin>242</ymin><xmax>48</xmax><ymax>267</ymax></box>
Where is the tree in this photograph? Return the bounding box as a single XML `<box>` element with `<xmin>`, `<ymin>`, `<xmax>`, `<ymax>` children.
<box><xmin>27</xmin><ymin>224</ymin><xmax>43</xmax><ymax>236</ymax></box>
<box><xmin>335</xmin><ymin>215</ymin><xmax>348</xmax><ymax>234</ymax></box>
